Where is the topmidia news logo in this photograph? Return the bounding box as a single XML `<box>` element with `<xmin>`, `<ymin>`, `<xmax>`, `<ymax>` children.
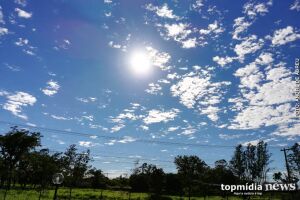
<box><xmin>221</xmin><ymin>183</ymin><xmax>297</xmax><ymax>194</ymax></box>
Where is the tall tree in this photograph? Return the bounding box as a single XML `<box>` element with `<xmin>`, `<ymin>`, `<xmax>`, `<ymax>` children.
<box><xmin>230</xmin><ymin>142</ymin><xmax>271</xmax><ymax>183</ymax></box>
<box><xmin>174</xmin><ymin>155</ymin><xmax>207</xmax><ymax>200</ymax></box>
<box><xmin>62</xmin><ymin>144</ymin><xmax>91</xmax><ymax>199</ymax></box>
<box><xmin>287</xmin><ymin>143</ymin><xmax>300</xmax><ymax>182</ymax></box>
<box><xmin>0</xmin><ymin>126</ymin><xmax>41</xmax><ymax>189</ymax></box>
<box><xmin>244</xmin><ymin>143</ymin><xmax>257</xmax><ymax>182</ymax></box>
<box><xmin>230</xmin><ymin>144</ymin><xmax>246</xmax><ymax>181</ymax></box>
<box><xmin>88</xmin><ymin>168</ymin><xmax>107</xmax><ymax>189</ymax></box>
<box><xmin>255</xmin><ymin>141</ymin><xmax>271</xmax><ymax>183</ymax></box>
<box><xmin>130</xmin><ymin>163</ymin><xmax>165</xmax><ymax>196</ymax></box>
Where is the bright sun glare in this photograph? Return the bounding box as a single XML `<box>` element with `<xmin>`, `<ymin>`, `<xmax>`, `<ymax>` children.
<box><xmin>129</xmin><ymin>51</ymin><xmax>152</xmax><ymax>75</ymax></box>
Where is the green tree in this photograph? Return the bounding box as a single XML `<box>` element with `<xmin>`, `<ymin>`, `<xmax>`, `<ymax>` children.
<box><xmin>174</xmin><ymin>155</ymin><xmax>207</xmax><ymax>200</ymax></box>
<box><xmin>230</xmin><ymin>144</ymin><xmax>246</xmax><ymax>181</ymax></box>
<box><xmin>0</xmin><ymin>126</ymin><xmax>41</xmax><ymax>189</ymax></box>
<box><xmin>164</xmin><ymin>173</ymin><xmax>183</xmax><ymax>195</ymax></box>
<box><xmin>130</xmin><ymin>163</ymin><xmax>165</xmax><ymax>196</ymax></box>
<box><xmin>255</xmin><ymin>141</ymin><xmax>271</xmax><ymax>183</ymax></box>
<box><xmin>88</xmin><ymin>168</ymin><xmax>107</xmax><ymax>189</ymax></box>
<box><xmin>287</xmin><ymin>143</ymin><xmax>300</xmax><ymax>183</ymax></box>
<box><xmin>62</xmin><ymin>144</ymin><xmax>91</xmax><ymax>199</ymax></box>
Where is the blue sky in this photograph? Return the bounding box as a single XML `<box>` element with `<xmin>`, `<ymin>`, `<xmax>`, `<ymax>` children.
<box><xmin>0</xmin><ymin>0</ymin><xmax>300</xmax><ymax>177</ymax></box>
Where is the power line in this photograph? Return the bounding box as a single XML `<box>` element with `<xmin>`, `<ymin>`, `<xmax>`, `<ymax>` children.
<box><xmin>47</xmin><ymin>149</ymin><xmax>176</xmax><ymax>164</ymax></box>
<box><xmin>0</xmin><ymin>120</ymin><xmax>286</xmax><ymax>149</ymax></box>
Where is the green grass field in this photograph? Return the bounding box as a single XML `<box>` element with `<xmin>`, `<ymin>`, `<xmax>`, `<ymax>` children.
<box><xmin>0</xmin><ymin>188</ymin><xmax>285</xmax><ymax>200</ymax></box>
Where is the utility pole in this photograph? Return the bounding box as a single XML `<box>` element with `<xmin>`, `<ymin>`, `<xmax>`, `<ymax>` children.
<box><xmin>281</xmin><ymin>148</ymin><xmax>292</xmax><ymax>182</ymax></box>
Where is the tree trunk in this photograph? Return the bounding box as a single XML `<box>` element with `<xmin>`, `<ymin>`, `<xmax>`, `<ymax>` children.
<box><xmin>69</xmin><ymin>187</ymin><xmax>73</xmax><ymax>200</ymax></box>
<box><xmin>188</xmin><ymin>186</ymin><xmax>191</xmax><ymax>200</ymax></box>
<box><xmin>39</xmin><ymin>189</ymin><xmax>42</xmax><ymax>200</ymax></box>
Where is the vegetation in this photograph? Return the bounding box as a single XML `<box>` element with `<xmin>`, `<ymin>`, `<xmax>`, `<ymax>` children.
<box><xmin>0</xmin><ymin>127</ymin><xmax>299</xmax><ymax>200</ymax></box>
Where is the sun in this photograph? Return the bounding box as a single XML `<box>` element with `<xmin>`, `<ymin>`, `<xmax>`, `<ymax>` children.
<box><xmin>129</xmin><ymin>51</ymin><xmax>152</xmax><ymax>75</ymax></box>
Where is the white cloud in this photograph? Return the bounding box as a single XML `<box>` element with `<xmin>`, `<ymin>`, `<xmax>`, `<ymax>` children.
<box><xmin>145</xmin><ymin>83</ymin><xmax>162</xmax><ymax>95</ymax></box>
<box><xmin>171</xmin><ymin>72</ymin><xmax>230</xmax><ymax>121</ymax></box>
<box><xmin>118</xmin><ymin>136</ymin><xmax>136</xmax><ymax>143</ymax></box>
<box><xmin>255</xmin><ymin>52</ymin><xmax>273</xmax><ymax>65</ymax></box>
<box><xmin>234</xmin><ymin>35</ymin><xmax>264</xmax><ymax>61</ymax></box>
<box><xmin>51</xmin><ymin>115</ymin><xmax>72</xmax><ymax>120</ymax></box>
<box><xmin>167</xmin><ymin>73</ymin><xmax>180</xmax><ymax>80</ymax></box>
<box><xmin>164</xmin><ymin>23</ymin><xmax>191</xmax><ymax>40</ymax></box>
<box><xmin>15</xmin><ymin>8</ymin><xmax>32</xmax><ymax>19</ymax></box>
<box><xmin>76</xmin><ymin>97</ymin><xmax>97</xmax><ymax>103</ymax></box>
<box><xmin>15</xmin><ymin>38</ymin><xmax>29</xmax><ymax>46</ymax></box>
<box><xmin>0</xmin><ymin>7</ymin><xmax>8</xmax><ymax>35</ymax></box>
<box><xmin>79</xmin><ymin>141</ymin><xmax>97</xmax><ymax>147</ymax></box>
<box><xmin>199</xmin><ymin>21</ymin><xmax>224</xmax><ymax>35</ymax></box>
<box><xmin>14</xmin><ymin>0</ymin><xmax>27</xmax><ymax>7</ymax></box>
<box><xmin>270</xmin><ymin>26</ymin><xmax>300</xmax><ymax>46</ymax></box>
<box><xmin>104</xmin><ymin>0</ymin><xmax>112</xmax><ymax>4</ymax></box>
<box><xmin>191</xmin><ymin>0</ymin><xmax>204</xmax><ymax>10</ymax></box>
<box><xmin>162</xmin><ymin>23</ymin><xmax>199</xmax><ymax>48</ymax></box>
<box><xmin>111</xmin><ymin>124</ymin><xmax>125</xmax><ymax>133</ymax></box>
<box><xmin>234</xmin><ymin>62</ymin><xmax>263</xmax><ymax>89</ymax></box>
<box><xmin>181</xmin><ymin>125</ymin><xmax>197</xmax><ymax>135</ymax></box>
<box><xmin>42</xmin><ymin>80</ymin><xmax>60</xmax><ymax>96</ymax></box>
<box><xmin>0</xmin><ymin>27</ymin><xmax>8</xmax><ymax>36</ymax></box>
<box><xmin>105</xmin><ymin>139</ymin><xmax>116</xmax><ymax>146</ymax></box>
<box><xmin>167</xmin><ymin>126</ymin><xmax>180</xmax><ymax>132</ymax></box>
<box><xmin>212</xmin><ymin>56</ymin><xmax>235</xmax><ymax>67</ymax></box>
<box><xmin>146</xmin><ymin>46</ymin><xmax>171</xmax><ymax>70</ymax></box>
<box><xmin>290</xmin><ymin>0</ymin><xmax>300</xmax><ymax>11</ymax></box>
<box><xmin>0</xmin><ymin>6</ymin><xmax>4</xmax><ymax>24</ymax></box>
<box><xmin>229</xmin><ymin>57</ymin><xmax>299</xmax><ymax>132</ymax></box>
<box><xmin>232</xmin><ymin>17</ymin><xmax>252</xmax><ymax>40</ymax></box>
<box><xmin>243</xmin><ymin>2</ymin><xmax>270</xmax><ymax>18</ymax></box>
<box><xmin>0</xmin><ymin>91</ymin><xmax>36</xmax><ymax>119</ymax></box>
<box><xmin>143</xmin><ymin>108</ymin><xmax>180</xmax><ymax>124</ymax></box>
<box><xmin>171</xmin><ymin>76</ymin><xmax>211</xmax><ymax>108</ymax></box>
<box><xmin>181</xmin><ymin>38</ymin><xmax>197</xmax><ymax>48</ymax></box>
<box><xmin>140</xmin><ymin>125</ymin><xmax>149</xmax><ymax>131</ymax></box>
<box><xmin>146</xmin><ymin>3</ymin><xmax>180</xmax><ymax>20</ymax></box>
<box><xmin>57</xmin><ymin>140</ymin><xmax>65</xmax><ymax>145</ymax></box>
<box><xmin>272</xmin><ymin>123</ymin><xmax>300</xmax><ymax>137</ymax></box>
<box><xmin>200</xmin><ymin>106</ymin><xmax>220</xmax><ymax>121</ymax></box>
<box><xmin>219</xmin><ymin>133</ymin><xmax>242</xmax><ymax>140</ymax></box>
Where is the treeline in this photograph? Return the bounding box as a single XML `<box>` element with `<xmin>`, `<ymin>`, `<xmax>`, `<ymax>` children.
<box><xmin>0</xmin><ymin>127</ymin><xmax>299</xmax><ymax>199</ymax></box>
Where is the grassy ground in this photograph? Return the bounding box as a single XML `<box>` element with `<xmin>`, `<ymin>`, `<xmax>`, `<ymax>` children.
<box><xmin>0</xmin><ymin>188</ymin><xmax>284</xmax><ymax>200</ymax></box>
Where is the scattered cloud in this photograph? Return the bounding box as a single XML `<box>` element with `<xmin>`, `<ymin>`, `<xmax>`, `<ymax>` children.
<box><xmin>234</xmin><ymin>35</ymin><xmax>264</xmax><ymax>61</ymax></box>
<box><xmin>181</xmin><ymin>38</ymin><xmax>197</xmax><ymax>48</ymax></box>
<box><xmin>15</xmin><ymin>8</ymin><xmax>32</xmax><ymax>19</ymax></box>
<box><xmin>229</xmin><ymin>56</ymin><xmax>298</xmax><ymax>132</ymax></box>
<box><xmin>143</xmin><ymin>108</ymin><xmax>180</xmax><ymax>124</ymax></box>
<box><xmin>15</xmin><ymin>38</ymin><xmax>29</xmax><ymax>46</ymax></box>
<box><xmin>232</xmin><ymin>17</ymin><xmax>252</xmax><ymax>40</ymax></box>
<box><xmin>290</xmin><ymin>0</ymin><xmax>300</xmax><ymax>11</ymax></box>
<box><xmin>212</xmin><ymin>56</ymin><xmax>235</xmax><ymax>67</ymax></box>
<box><xmin>118</xmin><ymin>136</ymin><xmax>136</xmax><ymax>144</ymax></box>
<box><xmin>76</xmin><ymin>97</ymin><xmax>97</xmax><ymax>103</ymax></box>
<box><xmin>243</xmin><ymin>2</ymin><xmax>270</xmax><ymax>19</ymax></box>
<box><xmin>146</xmin><ymin>3</ymin><xmax>180</xmax><ymax>20</ymax></box>
<box><xmin>145</xmin><ymin>83</ymin><xmax>162</xmax><ymax>95</ymax></box>
<box><xmin>269</xmin><ymin>26</ymin><xmax>300</xmax><ymax>46</ymax></box>
<box><xmin>14</xmin><ymin>0</ymin><xmax>27</xmax><ymax>7</ymax></box>
<box><xmin>199</xmin><ymin>21</ymin><xmax>224</xmax><ymax>35</ymax></box>
<box><xmin>50</xmin><ymin>114</ymin><xmax>72</xmax><ymax>120</ymax></box>
<box><xmin>42</xmin><ymin>80</ymin><xmax>60</xmax><ymax>96</ymax></box>
<box><xmin>146</xmin><ymin>46</ymin><xmax>171</xmax><ymax>70</ymax></box>
<box><xmin>0</xmin><ymin>27</ymin><xmax>8</xmax><ymax>36</ymax></box>
<box><xmin>0</xmin><ymin>91</ymin><xmax>36</xmax><ymax>119</ymax></box>
<box><xmin>171</xmin><ymin>70</ymin><xmax>230</xmax><ymax>121</ymax></box>
<box><xmin>79</xmin><ymin>141</ymin><xmax>97</xmax><ymax>148</ymax></box>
